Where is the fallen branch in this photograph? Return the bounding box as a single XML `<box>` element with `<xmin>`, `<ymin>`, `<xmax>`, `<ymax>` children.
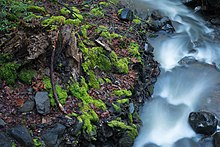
<box><xmin>50</xmin><ymin>26</ymin><xmax>67</xmax><ymax>114</ymax></box>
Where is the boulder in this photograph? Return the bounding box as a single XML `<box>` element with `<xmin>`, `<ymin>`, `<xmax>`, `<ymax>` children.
<box><xmin>9</xmin><ymin>125</ymin><xmax>34</xmax><ymax>147</ymax></box>
<box><xmin>42</xmin><ymin>123</ymin><xmax>66</xmax><ymax>147</ymax></box>
<box><xmin>34</xmin><ymin>92</ymin><xmax>50</xmax><ymax>115</ymax></box>
<box><xmin>188</xmin><ymin>111</ymin><xmax>218</xmax><ymax>135</ymax></box>
<box><xmin>0</xmin><ymin>132</ymin><xmax>12</xmax><ymax>147</ymax></box>
<box><xmin>119</xmin><ymin>8</ymin><xmax>134</xmax><ymax>21</ymax></box>
<box><xmin>213</xmin><ymin>132</ymin><xmax>220</xmax><ymax>147</ymax></box>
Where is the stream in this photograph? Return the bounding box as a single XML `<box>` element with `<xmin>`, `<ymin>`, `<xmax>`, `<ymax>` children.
<box><xmin>133</xmin><ymin>0</ymin><xmax>220</xmax><ymax>147</ymax></box>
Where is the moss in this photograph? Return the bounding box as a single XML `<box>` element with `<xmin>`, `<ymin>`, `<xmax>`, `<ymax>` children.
<box><xmin>0</xmin><ymin>62</ymin><xmax>20</xmax><ymax>85</ymax></box>
<box><xmin>27</xmin><ymin>5</ymin><xmax>46</xmax><ymax>13</ymax></box>
<box><xmin>41</xmin><ymin>16</ymin><xmax>65</xmax><ymax>29</ymax></box>
<box><xmin>80</xmin><ymin>24</ymin><xmax>92</xmax><ymax>38</ymax></box>
<box><xmin>60</xmin><ymin>7</ymin><xmax>70</xmax><ymax>16</ymax></box>
<box><xmin>33</xmin><ymin>138</ymin><xmax>42</xmax><ymax>147</ymax></box>
<box><xmin>109</xmin><ymin>51</ymin><xmax>118</xmax><ymax>63</ymax></box>
<box><xmin>0</xmin><ymin>53</ymin><xmax>12</xmax><ymax>64</ymax></box>
<box><xmin>64</xmin><ymin>18</ymin><xmax>81</xmax><ymax>26</ymax></box>
<box><xmin>114</xmin><ymin>90</ymin><xmax>132</xmax><ymax>97</ymax></box>
<box><xmin>99</xmin><ymin>2</ymin><xmax>110</xmax><ymax>7</ymax></box>
<box><xmin>118</xmin><ymin>9</ymin><xmax>123</xmax><ymax>15</ymax></box>
<box><xmin>117</xmin><ymin>98</ymin><xmax>129</xmax><ymax>104</ymax></box>
<box><xmin>115</xmin><ymin>58</ymin><xmax>129</xmax><ymax>74</ymax></box>
<box><xmin>56</xmin><ymin>85</ymin><xmax>68</xmax><ymax>105</ymax></box>
<box><xmin>107</xmin><ymin>120</ymin><xmax>138</xmax><ymax>140</ymax></box>
<box><xmin>87</xmin><ymin>70</ymin><xmax>100</xmax><ymax>89</ymax></box>
<box><xmin>95</xmin><ymin>25</ymin><xmax>122</xmax><ymax>40</ymax></box>
<box><xmin>112</xmin><ymin>103</ymin><xmax>121</xmax><ymax>113</ymax></box>
<box><xmin>23</xmin><ymin>12</ymin><xmax>43</xmax><ymax>22</ymax></box>
<box><xmin>104</xmin><ymin>78</ymin><xmax>112</xmax><ymax>84</ymax></box>
<box><xmin>132</xmin><ymin>18</ymin><xmax>141</xmax><ymax>24</ymax></box>
<box><xmin>72</xmin><ymin>6</ymin><xmax>80</xmax><ymax>14</ymax></box>
<box><xmin>129</xmin><ymin>42</ymin><xmax>141</xmax><ymax>62</ymax></box>
<box><xmin>18</xmin><ymin>69</ymin><xmax>36</xmax><ymax>84</ymax></box>
<box><xmin>90</xmin><ymin>8</ymin><xmax>105</xmax><ymax>17</ymax></box>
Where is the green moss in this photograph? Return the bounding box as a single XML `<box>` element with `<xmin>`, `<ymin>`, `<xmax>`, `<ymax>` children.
<box><xmin>115</xmin><ymin>58</ymin><xmax>129</xmax><ymax>74</ymax></box>
<box><xmin>23</xmin><ymin>12</ymin><xmax>43</xmax><ymax>22</ymax></box>
<box><xmin>114</xmin><ymin>90</ymin><xmax>132</xmax><ymax>97</ymax></box>
<box><xmin>95</xmin><ymin>25</ymin><xmax>122</xmax><ymax>40</ymax></box>
<box><xmin>64</xmin><ymin>18</ymin><xmax>81</xmax><ymax>26</ymax></box>
<box><xmin>87</xmin><ymin>70</ymin><xmax>100</xmax><ymax>89</ymax></box>
<box><xmin>41</xmin><ymin>16</ymin><xmax>65</xmax><ymax>29</ymax></box>
<box><xmin>129</xmin><ymin>42</ymin><xmax>141</xmax><ymax>62</ymax></box>
<box><xmin>60</xmin><ymin>7</ymin><xmax>70</xmax><ymax>16</ymax></box>
<box><xmin>118</xmin><ymin>9</ymin><xmax>123</xmax><ymax>15</ymax></box>
<box><xmin>72</xmin><ymin>6</ymin><xmax>80</xmax><ymax>14</ymax></box>
<box><xmin>90</xmin><ymin>8</ymin><xmax>104</xmax><ymax>17</ymax></box>
<box><xmin>56</xmin><ymin>85</ymin><xmax>68</xmax><ymax>105</ymax></box>
<box><xmin>104</xmin><ymin>78</ymin><xmax>112</xmax><ymax>83</ymax></box>
<box><xmin>0</xmin><ymin>62</ymin><xmax>20</xmax><ymax>85</ymax></box>
<box><xmin>33</xmin><ymin>138</ymin><xmax>42</xmax><ymax>147</ymax></box>
<box><xmin>99</xmin><ymin>2</ymin><xmax>110</xmax><ymax>7</ymax></box>
<box><xmin>27</xmin><ymin>5</ymin><xmax>45</xmax><ymax>13</ymax></box>
<box><xmin>117</xmin><ymin>98</ymin><xmax>129</xmax><ymax>104</ymax></box>
<box><xmin>112</xmin><ymin>103</ymin><xmax>121</xmax><ymax>113</ymax></box>
<box><xmin>107</xmin><ymin>120</ymin><xmax>138</xmax><ymax>140</ymax></box>
<box><xmin>18</xmin><ymin>69</ymin><xmax>36</xmax><ymax>84</ymax></box>
<box><xmin>109</xmin><ymin>51</ymin><xmax>118</xmax><ymax>63</ymax></box>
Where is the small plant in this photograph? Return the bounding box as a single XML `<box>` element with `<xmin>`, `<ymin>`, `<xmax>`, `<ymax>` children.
<box><xmin>18</xmin><ymin>69</ymin><xmax>36</xmax><ymax>84</ymax></box>
<box><xmin>114</xmin><ymin>89</ymin><xmax>132</xmax><ymax>97</ymax></box>
<box><xmin>90</xmin><ymin>7</ymin><xmax>105</xmax><ymax>17</ymax></box>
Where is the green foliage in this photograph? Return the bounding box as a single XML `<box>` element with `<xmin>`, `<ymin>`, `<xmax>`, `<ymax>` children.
<box><xmin>114</xmin><ymin>90</ymin><xmax>132</xmax><ymax>97</ymax></box>
<box><xmin>90</xmin><ymin>8</ymin><xmax>105</xmax><ymax>17</ymax></box>
<box><xmin>95</xmin><ymin>25</ymin><xmax>122</xmax><ymax>40</ymax></box>
<box><xmin>99</xmin><ymin>2</ymin><xmax>110</xmax><ymax>7</ymax></box>
<box><xmin>64</xmin><ymin>18</ymin><xmax>81</xmax><ymax>26</ymax></box>
<box><xmin>112</xmin><ymin>103</ymin><xmax>121</xmax><ymax>113</ymax></box>
<box><xmin>0</xmin><ymin>53</ymin><xmax>12</xmax><ymax>64</ymax></box>
<box><xmin>87</xmin><ymin>70</ymin><xmax>100</xmax><ymax>89</ymax></box>
<box><xmin>129</xmin><ymin>42</ymin><xmax>141</xmax><ymax>62</ymax></box>
<box><xmin>107</xmin><ymin>120</ymin><xmax>138</xmax><ymax>140</ymax></box>
<box><xmin>27</xmin><ymin>5</ymin><xmax>46</xmax><ymax>13</ymax></box>
<box><xmin>33</xmin><ymin>138</ymin><xmax>43</xmax><ymax>147</ymax></box>
<box><xmin>0</xmin><ymin>62</ymin><xmax>20</xmax><ymax>85</ymax></box>
<box><xmin>115</xmin><ymin>58</ymin><xmax>129</xmax><ymax>74</ymax></box>
<box><xmin>18</xmin><ymin>69</ymin><xmax>36</xmax><ymax>84</ymax></box>
<box><xmin>60</xmin><ymin>7</ymin><xmax>70</xmax><ymax>16</ymax></box>
<box><xmin>43</xmin><ymin>77</ymin><xmax>67</xmax><ymax>106</ymax></box>
<box><xmin>117</xmin><ymin>98</ymin><xmax>129</xmax><ymax>104</ymax></box>
<box><xmin>132</xmin><ymin>18</ymin><xmax>141</xmax><ymax>24</ymax></box>
<box><xmin>104</xmin><ymin>78</ymin><xmax>112</xmax><ymax>83</ymax></box>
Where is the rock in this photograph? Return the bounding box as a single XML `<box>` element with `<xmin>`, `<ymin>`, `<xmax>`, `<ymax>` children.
<box><xmin>42</xmin><ymin>123</ymin><xmax>66</xmax><ymax>147</ymax></box>
<box><xmin>173</xmin><ymin>138</ymin><xmax>199</xmax><ymax>147</ymax></box>
<box><xmin>118</xmin><ymin>133</ymin><xmax>133</xmax><ymax>147</ymax></box>
<box><xmin>119</xmin><ymin>8</ymin><xmax>134</xmax><ymax>21</ymax></box>
<box><xmin>178</xmin><ymin>56</ymin><xmax>197</xmax><ymax>65</ymax></box>
<box><xmin>143</xmin><ymin>143</ymin><xmax>160</xmax><ymax>147</ymax></box>
<box><xmin>207</xmin><ymin>0</ymin><xmax>220</xmax><ymax>8</ymax></box>
<box><xmin>211</xmin><ymin>18</ymin><xmax>220</xmax><ymax>25</ymax></box>
<box><xmin>34</xmin><ymin>92</ymin><xmax>50</xmax><ymax>115</ymax></box>
<box><xmin>188</xmin><ymin>111</ymin><xmax>218</xmax><ymax>135</ymax></box>
<box><xmin>0</xmin><ymin>118</ymin><xmax>6</xmax><ymax>127</ymax></box>
<box><xmin>19</xmin><ymin>99</ymin><xmax>35</xmax><ymax>113</ymax></box>
<box><xmin>9</xmin><ymin>125</ymin><xmax>34</xmax><ymax>147</ymax></box>
<box><xmin>101</xmin><ymin>124</ymin><xmax>113</xmax><ymax>138</ymax></box>
<box><xmin>129</xmin><ymin>102</ymin><xmax>134</xmax><ymax>113</ymax></box>
<box><xmin>70</xmin><ymin>120</ymin><xmax>83</xmax><ymax>136</ymax></box>
<box><xmin>0</xmin><ymin>132</ymin><xmax>12</xmax><ymax>147</ymax></box>
<box><xmin>213</xmin><ymin>132</ymin><xmax>220</xmax><ymax>147</ymax></box>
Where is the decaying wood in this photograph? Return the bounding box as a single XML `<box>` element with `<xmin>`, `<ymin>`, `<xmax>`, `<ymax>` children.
<box><xmin>50</xmin><ymin>27</ymin><xmax>67</xmax><ymax>114</ymax></box>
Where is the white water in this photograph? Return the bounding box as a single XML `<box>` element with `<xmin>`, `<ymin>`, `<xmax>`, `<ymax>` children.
<box><xmin>133</xmin><ymin>0</ymin><xmax>220</xmax><ymax>147</ymax></box>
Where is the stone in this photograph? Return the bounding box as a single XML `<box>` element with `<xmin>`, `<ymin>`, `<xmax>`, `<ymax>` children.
<box><xmin>0</xmin><ymin>118</ymin><xmax>6</xmax><ymax>127</ymax></box>
<box><xmin>34</xmin><ymin>92</ymin><xmax>50</xmax><ymax>115</ymax></box>
<box><xmin>70</xmin><ymin>120</ymin><xmax>83</xmax><ymax>136</ymax></box>
<box><xmin>0</xmin><ymin>132</ymin><xmax>12</xmax><ymax>147</ymax></box>
<box><xmin>143</xmin><ymin>143</ymin><xmax>160</xmax><ymax>147</ymax></box>
<box><xmin>9</xmin><ymin>125</ymin><xmax>34</xmax><ymax>147</ymax></box>
<box><xmin>42</xmin><ymin>123</ymin><xmax>66</xmax><ymax>147</ymax></box>
<box><xmin>119</xmin><ymin>8</ymin><xmax>134</xmax><ymax>21</ymax></box>
<box><xmin>188</xmin><ymin>111</ymin><xmax>218</xmax><ymax>135</ymax></box>
<box><xmin>178</xmin><ymin>56</ymin><xmax>197</xmax><ymax>65</ymax></box>
<box><xmin>213</xmin><ymin>132</ymin><xmax>220</xmax><ymax>147</ymax></box>
<box><xmin>19</xmin><ymin>99</ymin><xmax>35</xmax><ymax>113</ymax></box>
<box><xmin>173</xmin><ymin>138</ymin><xmax>199</xmax><ymax>147</ymax></box>
<box><xmin>118</xmin><ymin>133</ymin><xmax>133</xmax><ymax>147</ymax></box>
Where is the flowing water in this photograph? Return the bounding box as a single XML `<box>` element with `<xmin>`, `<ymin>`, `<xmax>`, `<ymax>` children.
<box><xmin>133</xmin><ymin>0</ymin><xmax>220</xmax><ymax>147</ymax></box>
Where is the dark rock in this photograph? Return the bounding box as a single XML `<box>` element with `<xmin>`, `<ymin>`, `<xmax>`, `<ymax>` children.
<box><xmin>188</xmin><ymin>111</ymin><xmax>218</xmax><ymax>135</ymax></box>
<box><xmin>0</xmin><ymin>118</ymin><xmax>6</xmax><ymax>127</ymax></box>
<box><xmin>143</xmin><ymin>143</ymin><xmax>160</xmax><ymax>147</ymax></box>
<box><xmin>34</xmin><ymin>92</ymin><xmax>50</xmax><ymax>115</ymax></box>
<box><xmin>70</xmin><ymin>120</ymin><xmax>83</xmax><ymax>136</ymax></box>
<box><xmin>207</xmin><ymin>0</ymin><xmax>220</xmax><ymax>8</ymax></box>
<box><xmin>118</xmin><ymin>133</ymin><xmax>133</xmax><ymax>147</ymax></box>
<box><xmin>19</xmin><ymin>100</ymin><xmax>35</xmax><ymax>113</ymax></box>
<box><xmin>42</xmin><ymin>123</ymin><xmax>66</xmax><ymax>147</ymax></box>
<box><xmin>119</xmin><ymin>8</ymin><xmax>134</xmax><ymax>21</ymax></box>
<box><xmin>199</xmin><ymin>137</ymin><xmax>214</xmax><ymax>147</ymax></box>
<box><xmin>173</xmin><ymin>138</ymin><xmax>199</xmax><ymax>147</ymax></box>
<box><xmin>0</xmin><ymin>132</ymin><xmax>12</xmax><ymax>147</ymax></box>
<box><xmin>151</xmin><ymin>10</ymin><xmax>163</xmax><ymax>20</ymax></box>
<box><xmin>9</xmin><ymin>125</ymin><xmax>34</xmax><ymax>147</ymax></box>
<box><xmin>211</xmin><ymin>18</ymin><xmax>220</xmax><ymax>25</ymax></box>
<box><xmin>101</xmin><ymin>124</ymin><xmax>113</xmax><ymax>138</ymax></box>
<box><xmin>178</xmin><ymin>56</ymin><xmax>197</xmax><ymax>65</ymax></box>
<box><xmin>213</xmin><ymin>132</ymin><xmax>220</xmax><ymax>147</ymax></box>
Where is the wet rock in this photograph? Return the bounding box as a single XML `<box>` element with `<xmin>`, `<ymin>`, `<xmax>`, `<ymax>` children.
<box><xmin>143</xmin><ymin>143</ymin><xmax>160</xmax><ymax>147</ymax></box>
<box><xmin>129</xmin><ymin>102</ymin><xmax>134</xmax><ymax>113</ymax></box>
<box><xmin>19</xmin><ymin>99</ymin><xmax>35</xmax><ymax>113</ymax></box>
<box><xmin>211</xmin><ymin>18</ymin><xmax>220</xmax><ymax>25</ymax></box>
<box><xmin>42</xmin><ymin>123</ymin><xmax>66</xmax><ymax>147</ymax></box>
<box><xmin>207</xmin><ymin>0</ymin><xmax>220</xmax><ymax>8</ymax></box>
<box><xmin>213</xmin><ymin>132</ymin><xmax>220</xmax><ymax>147</ymax></box>
<box><xmin>173</xmin><ymin>138</ymin><xmax>199</xmax><ymax>147</ymax></box>
<box><xmin>70</xmin><ymin>120</ymin><xmax>83</xmax><ymax>136</ymax></box>
<box><xmin>0</xmin><ymin>118</ymin><xmax>6</xmax><ymax>127</ymax></box>
<box><xmin>119</xmin><ymin>8</ymin><xmax>134</xmax><ymax>21</ymax></box>
<box><xmin>34</xmin><ymin>92</ymin><xmax>50</xmax><ymax>115</ymax></box>
<box><xmin>101</xmin><ymin>124</ymin><xmax>113</xmax><ymax>138</ymax></box>
<box><xmin>118</xmin><ymin>133</ymin><xmax>133</xmax><ymax>147</ymax></box>
<box><xmin>178</xmin><ymin>56</ymin><xmax>197</xmax><ymax>65</ymax></box>
<box><xmin>9</xmin><ymin>125</ymin><xmax>34</xmax><ymax>147</ymax></box>
<box><xmin>188</xmin><ymin>111</ymin><xmax>218</xmax><ymax>135</ymax></box>
<box><xmin>0</xmin><ymin>132</ymin><xmax>12</xmax><ymax>147</ymax></box>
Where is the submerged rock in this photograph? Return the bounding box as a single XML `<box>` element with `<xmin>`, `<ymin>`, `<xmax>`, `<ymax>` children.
<box><xmin>9</xmin><ymin>125</ymin><xmax>34</xmax><ymax>147</ymax></box>
<box><xmin>34</xmin><ymin>92</ymin><xmax>50</xmax><ymax>115</ymax></box>
<box><xmin>213</xmin><ymin>132</ymin><xmax>220</xmax><ymax>147</ymax></box>
<box><xmin>188</xmin><ymin>111</ymin><xmax>218</xmax><ymax>135</ymax></box>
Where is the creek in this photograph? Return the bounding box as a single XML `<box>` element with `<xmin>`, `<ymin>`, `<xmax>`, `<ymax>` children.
<box><xmin>133</xmin><ymin>0</ymin><xmax>220</xmax><ymax>147</ymax></box>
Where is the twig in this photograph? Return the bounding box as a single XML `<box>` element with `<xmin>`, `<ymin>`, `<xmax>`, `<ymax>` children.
<box><xmin>50</xmin><ymin>26</ymin><xmax>67</xmax><ymax>114</ymax></box>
